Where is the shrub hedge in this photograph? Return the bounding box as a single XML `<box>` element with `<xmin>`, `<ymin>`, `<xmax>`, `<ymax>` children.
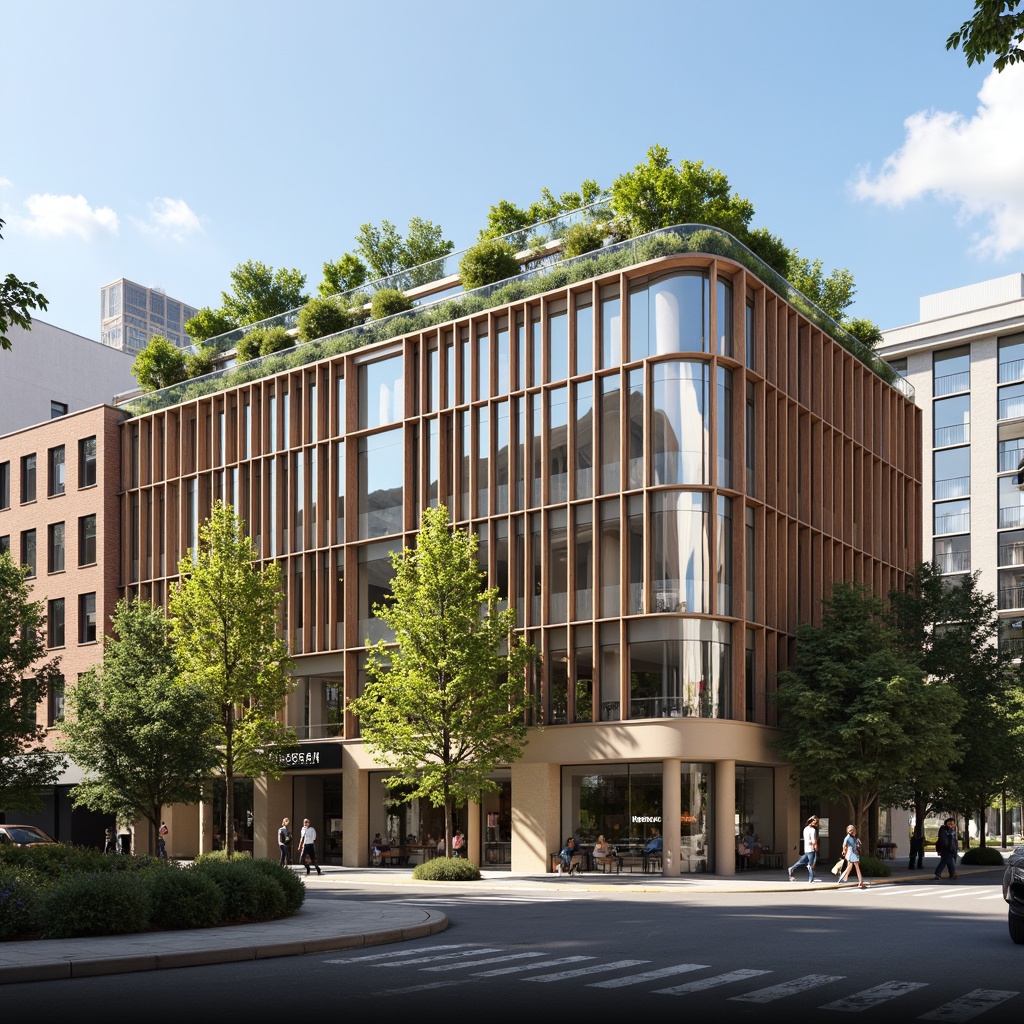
<box><xmin>36</xmin><ymin>871</ymin><xmax>152</xmax><ymax>939</ymax></box>
<box><xmin>960</xmin><ymin>845</ymin><xmax>1006</xmax><ymax>866</ymax></box>
<box><xmin>412</xmin><ymin>857</ymin><xmax>482</xmax><ymax>882</ymax></box>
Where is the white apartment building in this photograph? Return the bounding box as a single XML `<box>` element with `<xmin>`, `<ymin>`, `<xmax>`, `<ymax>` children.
<box><xmin>99</xmin><ymin>278</ymin><xmax>199</xmax><ymax>353</ymax></box>
<box><xmin>0</xmin><ymin>319</ymin><xmax>137</xmax><ymax>436</ymax></box>
<box><xmin>878</xmin><ymin>273</ymin><xmax>1024</xmax><ymax>659</ymax></box>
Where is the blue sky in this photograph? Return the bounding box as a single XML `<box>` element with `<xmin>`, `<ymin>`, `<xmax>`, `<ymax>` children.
<box><xmin>3</xmin><ymin>0</ymin><xmax>1022</xmax><ymax>342</ymax></box>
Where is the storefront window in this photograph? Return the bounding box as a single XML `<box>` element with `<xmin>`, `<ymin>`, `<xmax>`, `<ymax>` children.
<box><xmin>735</xmin><ymin>766</ymin><xmax>774</xmax><ymax>854</ymax></box>
<box><xmin>212</xmin><ymin>778</ymin><xmax>254</xmax><ymax>854</ymax></box>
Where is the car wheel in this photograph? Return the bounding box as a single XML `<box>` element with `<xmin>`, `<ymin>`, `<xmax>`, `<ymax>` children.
<box><xmin>1009</xmin><ymin>912</ymin><xmax>1024</xmax><ymax>945</ymax></box>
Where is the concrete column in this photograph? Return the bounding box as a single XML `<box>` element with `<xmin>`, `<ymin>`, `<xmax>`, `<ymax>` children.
<box><xmin>257</xmin><ymin>775</ymin><xmax>293</xmax><ymax>861</ymax></box>
<box><xmin>715</xmin><ymin>758</ymin><xmax>736</xmax><ymax>875</ymax></box>
<box><xmin>662</xmin><ymin>758</ymin><xmax>681</xmax><ymax>876</ymax></box>
<box><xmin>199</xmin><ymin>790</ymin><xmax>215</xmax><ymax>855</ymax></box>
<box><xmin>466</xmin><ymin>798</ymin><xmax>480</xmax><ymax>865</ymax></box>
<box><xmin>777</xmin><ymin>768</ymin><xmax>800</xmax><ymax>866</ymax></box>
<box><xmin>342</xmin><ymin>753</ymin><xmax>368</xmax><ymax>867</ymax></box>
<box><xmin>511</xmin><ymin>761</ymin><xmax>560</xmax><ymax>873</ymax></box>
<box><xmin>162</xmin><ymin>805</ymin><xmax>199</xmax><ymax>860</ymax></box>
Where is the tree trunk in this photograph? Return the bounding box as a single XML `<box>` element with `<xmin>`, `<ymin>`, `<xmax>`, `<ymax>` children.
<box><xmin>1002</xmin><ymin>790</ymin><xmax>1008</xmax><ymax>849</ymax></box>
<box><xmin>225</xmin><ymin>710</ymin><xmax>234</xmax><ymax>858</ymax></box>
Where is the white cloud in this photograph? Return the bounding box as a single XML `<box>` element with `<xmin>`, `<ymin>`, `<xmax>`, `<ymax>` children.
<box><xmin>134</xmin><ymin>197</ymin><xmax>204</xmax><ymax>241</ymax></box>
<box><xmin>0</xmin><ymin>177</ymin><xmax>12</xmax><ymax>188</ymax></box>
<box><xmin>10</xmin><ymin>193</ymin><xmax>119</xmax><ymax>239</ymax></box>
<box><xmin>853</xmin><ymin>69</ymin><xmax>1024</xmax><ymax>259</ymax></box>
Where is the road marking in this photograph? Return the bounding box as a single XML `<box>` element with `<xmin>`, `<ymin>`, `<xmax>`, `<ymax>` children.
<box><xmin>473</xmin><ymin>956</ymin><xmax>595</xmax><ymax>977</ymax></box>
<box><xmin>978</xmin><ymin>894</ymin><xmax>1004</xmax><ymax>901</ymax></box>
<box><xmin>654</xmin><ymin>968</ymin><xmax>771</xmax><ymax>994</ymax></box>
<box><xmin>372</xmin><ymin>980</ymin><xmax>466</xmax><ymax>995</ymax></box>
<box><xmin>394</xmin><ymin>896</ymin><xmax>573</xmax><ymax>906</ymax></box>
<box><xmin>423</xmin><ymin>952</ymin><xmax>545</xmax><ymax>972</ymax></box>
<box><xmin>524</xmin><ymin>959</ymin><xmax>651</xmax><ymax>982</ymax></box>
<box><xmin>821</xmin><ymin>980</ymin><xmax>929</xmax><ymax>1011</ymax></box>
<box><xmin>938</xmin><ymin>890</ymin><xmax>979</xmax><ymax>899</ymax></box>
<box><xmin>371</xmin><ymin>947</ymin><xmax>503</xmax><ymax>967</ymax></box>
<box><xmin>323</xmin><ymin>943</ymin><xmax>476</xmax><ymax>964</ymax></box>
<box><xmin>588</xmin><ymin>963</ymin><xmax>709</xmax><ymax>988</ymax></box>
<box><xmin>731</xmin><ymin>974</ymin><xmax>847</xmax><ymax>1002</ymax></box>
<box><xmin>918</xmin><ymin>988</ymin><xmax>1019</xmax><ymax>1021</ymax></box>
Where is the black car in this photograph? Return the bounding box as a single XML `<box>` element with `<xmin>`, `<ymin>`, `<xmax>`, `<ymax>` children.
<box><xmin>0</xmin><ymin>824</ymin><xmax>59</xmax><ymax>847</ymax></box>
<box><xmin>1002</xmin><ymin>845</ymin><xmax>1024</xmax><ymax>944</ymax></box>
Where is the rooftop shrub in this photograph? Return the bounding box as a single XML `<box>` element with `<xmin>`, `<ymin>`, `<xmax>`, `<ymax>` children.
<box><xmin>370</xmin><ymin>287</ymin><xmax>413</xmax><ymax>320</ymax></box>
<box><xmin>236</xmin><ymin>325</ymin><xmax>293</xmax><ymax>362</ymax></box>
<box><xmin>297</xmin><ymin>294</ymin><xmax>368</xmax><ymax>342</ymax></box>
<box><xmin>560</xmin><ymin>220</ymin><xmax>607</xmax><ymax>259</ymax></box>
<box><xmin>458</xmin><ymin>239</ymin><xmax>520</xmax><ymax>290</ymax></box>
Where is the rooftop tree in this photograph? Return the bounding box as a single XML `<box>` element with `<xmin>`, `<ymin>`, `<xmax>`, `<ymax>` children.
<box><xmin>168</xmin><ymin>502</ymin><xmax>295</xmax><ymax>857</ymax></box>
<box><xmin>0</xmin><ymin>551</ymin><xmax>66</xmax><ymax>812</ymax></box>
<box><xmin>59</xmin><ymin>598</ymin><xmax>221</xmax><ymax>853</ymax></box>
<box><xmin>131</xmin><ymin>334</ymin><xmax>188</xmax><ymax>392</ymax></box>
<box><xmin>347</xmin><ymin>505</ymin><xmax>535</xmax><ymax>858</ymax></box>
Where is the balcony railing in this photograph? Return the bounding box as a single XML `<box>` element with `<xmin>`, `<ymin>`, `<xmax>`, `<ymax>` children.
<box><xmin>933</xmin><ymin>370</ymin><xmax>970</xmax><ymax>397</ymax></box>
<box><xmin>999</xmin><ymin>396</ymin><xmax>1024</xmax><ymax>421</ymax></box>
<box><xmin>999</xmin><ymin>586</ymin><xmax>1024</xmax><ymax>610</ymax></box>
<box><xmin>999</xmin><ymin>357</ymin><xmax>1024</xmax><ymax>384</ymax></box>
<box><xmin>934</xmin><ymin>424</ymin><xmax>970</xmax><ymax>447</ymax></box>
<box><xmin>1001</xmin><ymin>637</ymin><xmax>1024</xmax><ymax>659</ymax></box>
<box><xmin>999</xmin><ymin>446</ymin><xmax>1024</xmax><ymax>472</ymax></box>
<box><xmin>1000</xmin><ymin>507</ymin><xmax>1024</xmax><ymax>529</ymax></box>
<box><xmin>935</xmin><ymin>550</ymin><xmax>971</xmax><ymax>574</ymax></box>
<box><xmin>935</xmin><ymin>512</ymin><xmax>970</xmax><ymax>534</ymax></box>
<box><xmin>120</xmin><ymin>223</ymin><xmax>914</xmax><ymax>418</ymax></box>
<box><xmin>934</xmin><ymin>476</ymin><xmax>970</xmax><ymax>500</ymax></box>
<box><xmin>999</xmin><ymin>542</ymin><xmax>1024</xmax><ymax>567</ymax></box>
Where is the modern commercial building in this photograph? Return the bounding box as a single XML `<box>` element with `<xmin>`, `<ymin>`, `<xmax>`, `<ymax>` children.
<box><xmin>0</xmin><ymin>320</ymin><xmax>137</xmax><ymax>436</ymax></box>
<box><xmin>99</xmin><ymin>278</ymin><xmax>199</xmax><ymax>354</ymax></box>
<box><xmin>877</xmin><ymin>273</ymin><xmax>1024</xmax><ymax>659</ymax></box>
<box><xmin>3</xmin><ymin>226</ymin><xmax>921</xmax><ymax>870</ymax></box>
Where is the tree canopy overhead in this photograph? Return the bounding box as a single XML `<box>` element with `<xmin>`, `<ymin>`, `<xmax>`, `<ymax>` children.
<box><xmin>947</xmin><ymin>0</ymin><xmax>1024</xmax><ymax>71</ymax></box>
<box><xmin>0</xmin><ymin>217</ymin><xmax>48</xmax><ymax>351</ymax></box>
<box><xmin>168</xmin><ymin>502</ymin><xmax>295</xmax><ymax>856</ymax></box>
<box><xmin>59</xmin><ymin>598</ymin><xmax>221</xmax><ymax>847</ymax></box>
<box><xmin>347</xmin><ymin>505</ymin><xmax>535</xmax><ymax>856</ymax></box>
<box><xmin>0</xmin><ymin>551</ymin><xmax>66</xmax><ymax>812</ymax></box>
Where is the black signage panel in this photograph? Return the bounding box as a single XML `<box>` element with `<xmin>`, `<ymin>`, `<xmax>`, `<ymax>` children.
<box><xmin>271</xmin><ymin>742</ymin><xmax>343</xmax><ymax>771</ymax></box>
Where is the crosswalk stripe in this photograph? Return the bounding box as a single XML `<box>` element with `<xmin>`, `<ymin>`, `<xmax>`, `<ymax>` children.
<box><xmin>821</xmin><ymin>980</ymin><xmax>929</xmax><ymax>1011</ymax></box>
<box><xmin>654</xmin><ymin>968</ymin><xmax>771</xmax><ymax>995</ymax></box>
<box><xmin>372</xmin><ymin>947</ymin><xmax>503</xmax><ymax>967</ymax></box>
<box><xmin>524</xmin><ymin>959</ymin><xmax>651</xmax><ymax>982</ymax></box>
<box><xmin>323</xmin><ymin>943</ymin><xmax>475</xmax><ymax>964</ymax></box>
<box><xmin>473</xmin><ymin>956</ymin><xmax>595</xmax><ymax>977</ymax></box>
<box><xmin>978</xmin><ymin>894</ymin><xmax>1004</xmax><ymax>901</ymax></box>
<box><xmin>730</xmin><ymin>974</ymin><xmax>846</xmax><ymax>1002</ymax></box>
<box><xmin>423</xmin><ymin>952</ymin><xmax>545</xmax><ymax>972</ymax></box>
<box><xmin>918</xmin><ymin>988</ymin><xmax>1019</xmax><ymax>1022</ymax></box>
<box><xmin>939</xmin><ymin>890</ymin><xmax>978</xmax><ymax>899</ymax></box>
<box><xmin>589</xmin><ymin>963</ymin><xmax>708</xmax><ymax>988</ymax></box>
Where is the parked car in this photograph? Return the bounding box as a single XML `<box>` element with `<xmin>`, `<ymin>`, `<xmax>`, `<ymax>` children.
<box><xmin>0</xmin><ymin>824</ymin><xmax>59</xmax><ymax>847</ymax></box>
<box><xmin>1002</xmin><ymin>846</ymin><xmax>1024</xmax><ymax>944</ymax></box>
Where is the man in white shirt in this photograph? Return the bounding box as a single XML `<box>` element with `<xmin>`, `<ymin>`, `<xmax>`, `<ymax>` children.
<box><xmin>787</xmin><ymin>815</ymin><xmax>820</xmax><ymax>882</ymax></box>
<box><xmin>299</xmin><ymin>818</ymin><xmax>322</xmax><ymax>876</ymax></box>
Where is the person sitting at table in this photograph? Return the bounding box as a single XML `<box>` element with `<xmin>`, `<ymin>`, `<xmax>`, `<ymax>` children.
<box><xmin>643</xmin><ymin>829</ymin><xmax>662</xmax><ymax>871</ymax></box>
<box><xmin>557</xmin><ymin>837</ymin><xmax>582</xmax><ymax>875</ymax></box>
<box><xmin>592</xmin><ymin>834</ymin><xmax>617</xmax><ymax>872</ymax></box>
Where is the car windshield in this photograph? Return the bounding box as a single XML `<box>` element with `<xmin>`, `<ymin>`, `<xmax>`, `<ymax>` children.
<box><xmin>3</xmin><ymin>827</ymin><xmax>52</xmax><ymax>844</ymax></box>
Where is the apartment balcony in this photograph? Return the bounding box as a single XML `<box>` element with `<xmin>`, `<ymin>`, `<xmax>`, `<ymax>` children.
<box><xmin>999</xmin><ymin>586</ymin><xmax>1024</xmax><ymax>610</ymax></box>
<box><xmin>935</xmin><ymin>550</ymin><xmax>971</xmax><ymax>574</ymax></box>
<box><xmin>934</xmin><ymin>424</ymin><xmax>970</xmax><ymax>447</ymax></box>
<box><xmin>934</xmin><ymin>370</ymin><xmax>970</xmax><ymax>397</ymax></box>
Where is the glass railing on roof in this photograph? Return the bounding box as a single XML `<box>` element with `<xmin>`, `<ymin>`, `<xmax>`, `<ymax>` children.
<box><xmin>189</xmin><ymin>198</ymin><xmax>614</xmax><ymax>357</ymax></box>
<box><xmin>122</xmin><ymin>223</ymin><xmax>912</xmax><ymax>417</ymax></box>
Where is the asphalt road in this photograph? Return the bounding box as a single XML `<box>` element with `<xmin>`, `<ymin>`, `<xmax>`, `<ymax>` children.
<box><xmin>4</xmin><ymin>874</ymin><xmax>1017</xmax><ymax>1023</ymax></box>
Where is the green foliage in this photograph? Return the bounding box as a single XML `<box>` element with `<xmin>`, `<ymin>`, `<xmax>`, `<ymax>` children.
<box><xmin>298</xmin><ymin>295</ymin><xmax>367</xmax><ymax>342</ymax></box>
<box><xmin>245</xmin><ymin>857</ymin><xmax>307</xmax><ymax>913</ymax></box>
<box><xmin>857</xmin><ymin>856</ymin><xmax>891</xmax><ymax>878</ymax></box>
<box><xmin>479</xmin><ymin>180</ymin><xmax>605</xmax><ymax>245</ymax></box>
<box><xmin>960</xmin><ymin>845</ymin><xmax>1006</xmax><ymax>865</ymax></box>
<box><xmin>412</xmin><ymin>857</ymin><xmax>482</xmax><ymax>882</ymax></box>
<box><xmin>169</xmin><ymin>503</ymin><xmax>295</xmax><ymax>856</ymax></box>
<box><xmin>773</xmin><ymin>581</ymin><xmax>962</xmax><ymax>840</ymax></box>
<box><xmin>458</xmin><ymin>239</ymin><xmax>521</xmax><ymax>290</ymax></box>
<box><xmin>370</xmin><ymin>287</ymin><xmax>413</xmax><ymax>320</ymax></box>
<box><xmin>786</xmin><ymin>254</ymin><xmax>856</xmax><ymax>322</ymax></box>
<box><xmin>0</xmin><ymin>841</ymin><xmax>155</xmax><ymax>881</ymax></box>
<box><xmin>0</xmin><ymin>551</ymin><xmax>66</xmax><ymax>812</ymax></box>
<box><xmin>131</xmin><ymin>334</ymin><xmax>188</xmax><ymax>392</ymax></box>
<box><xmin>235</xmin><ymin>325</ymin><xmax>294</xmax><ymax>362</ymax></box>
<box><xmin>0</xmin><ymin>872</ymin><xmax>35</xmax><ymax>938</ymax></box>
<box><xmin>843</xmin><ymin>317</ymin><xmax>884</xmax><ymax>351</ymax></box>
<box><xmin>947</xmin><ymin>1</ymin><xmax>1024</xmax><ymax>70</ymax></box>
<box><xmin>185</xmin><ymin>306</ymin><xmax>238</xmax><ymax>344</ymax></box>
<box><xmin>185</xmin><ymin>346</ymin><xmax>216</xmax><ymax>379</ymax></box>
<box><xmin>348</xmin><ymin>505</ymin><xmax>535</xmax><ymax>848</ymax></box>
<box><xmin>143</xmin><ymin>865</ymin><xmax>225</xmax><ymax>929</ymax></box>
<box><xmin>220</xmin><ymin>260</ymin><xmax>308</xmax><ymax>326</ymax></box>
<box><xmin>59</xmin><ymin>598</ymin><xmax>220</xmax><ymax>840</ymax></box>
<box><xmin>561</xmin><ymin>221</ymin><xmax>607</xmax><ymax>258</ymax></box>
<box><xmin>356</xmin><ymin>217</ymin><xmax>454</xmax><ymax>283</ymax></box>
<box><xmin>36</xmin><ymin>872</ymin><xmax>151</xmax><ymax>939</ymax></box>
<box><xmin>319</xmin><ymin>252</ymin><xmax>369</xmax><ymax>297</ymax></box>
<box><xmin>744</xmin><ymin>226</ymin><xmax>791</xmax><ymax>277</ymax></box>
<box><xmin>0</xmin><ymin>217</ymin><xmax>48</xmax><ymax>350</ymax></box>
<box><xmin>191</xmin><ymin>858</ymin><xmax>287</xmax><ymax>921</ymax></box>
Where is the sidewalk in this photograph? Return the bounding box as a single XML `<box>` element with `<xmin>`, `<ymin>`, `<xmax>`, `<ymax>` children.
<box><xmin>0</xmin><ymin>853</ymin><xmax>1010</xmax><ymax>986</ymax></box>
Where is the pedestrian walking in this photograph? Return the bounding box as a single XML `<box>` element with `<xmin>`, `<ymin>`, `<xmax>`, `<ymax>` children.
<box><xmin>277</xmin><ymin>817</ymin><xmax>292</xmax><ymax>866</ymax></box>
<box><xmin>788</xmin><ymin>815</ymin><xmax>820</xmax><ymax>882</ymax></box>
<box><xmin>299</xmin><ymin>818</ymin><xmax>322</xmax><ymax>876</ymax></box>
<box><xmin>934</xmin><ymin>817</ymin><xmax>959</xmax><ymax>880</ymax></box>
<box><xmin>103</xmin><ymin>827</ymin><xmax>116</xmax><ymax>854</ymax></box>
<box><xmin>908</xmin><ymin>821</ymin><xmax>925</xmax><ymax>869</ymax></box>
<box><xmin>158</xmin><ymin>821</ymin><xmax>169</xmax><ymax>860</ymax></box>
<box><xmin>838</xmin><ymin>824</ymin><xmax>868</xmax><ymax>888</ymax></box>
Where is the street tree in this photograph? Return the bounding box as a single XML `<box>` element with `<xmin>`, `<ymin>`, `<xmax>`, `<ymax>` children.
<box><xmin>0</xmin><ymin>217</ymin><xmax>48</xmax><ymax>350</ymax></box>
<box><xmin>947</xmin><ymin>0</ymin><xmax>1024</xmax><ymax>71</ymax></box>
<box><xmin>218</xmin><ymin>260</ymin><xmax>309</xmax><ymax>326</ymax></box>
<box><xmin>131</xmin><ymin>334</ymin><xmax>188</xmax><ymax>392</ymax></box>
<box><xmin>347</xmin><ymin>505</ymin><xmax>535</xmax><ymax>857</ymax></box>
<box><xmin>0</xmin><ymin>551</ymin><xmax>66</xmax><ymax>811</ymax></box>
<box><xmin>168</xmin><ymin>502</ymin><xmax>295</xmax><ymax>857</ymax></box>
<box><xmin>59</xmin><ymin>598</ymin><xmax>220</xmax><ymax>852</ymax></box>
<box><xmin>773</xmin><ymin>581</ymin><xmax>961</xmax><ymax>843</ymax></box>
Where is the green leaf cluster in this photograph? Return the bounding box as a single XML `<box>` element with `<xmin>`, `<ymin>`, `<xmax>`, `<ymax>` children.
<box><xmin>297</xmin><ymin>294</ymin><xmax>369</xmax><ymax>342</ymax></box>
<box><xmin>0</xmin><ymin>217</ymin><xmax>48</xmax><ymax>350</ymax></box>
<box><xmin>458</xmin><ymin>239</ymin><xmax>521</xmax><ymax>290</ymax></box>
<box><xmin>236</xmin><ymin>325</ymin><xmax>294</xmax><ymax>362</ymax></box>
<box><xmin>369</xmin><ymin>287</ymin><xmax>413</xmax><ymax>320</ymax></box>
<box><xmin>947</xmin><ymin>0</ymin><xmax>1024</xmax><ymax>71</ymax></box>
<box><xmin>0</xmin><ymin>551</ymin><xmax>66</xmax><ymax>812</ymax></box>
